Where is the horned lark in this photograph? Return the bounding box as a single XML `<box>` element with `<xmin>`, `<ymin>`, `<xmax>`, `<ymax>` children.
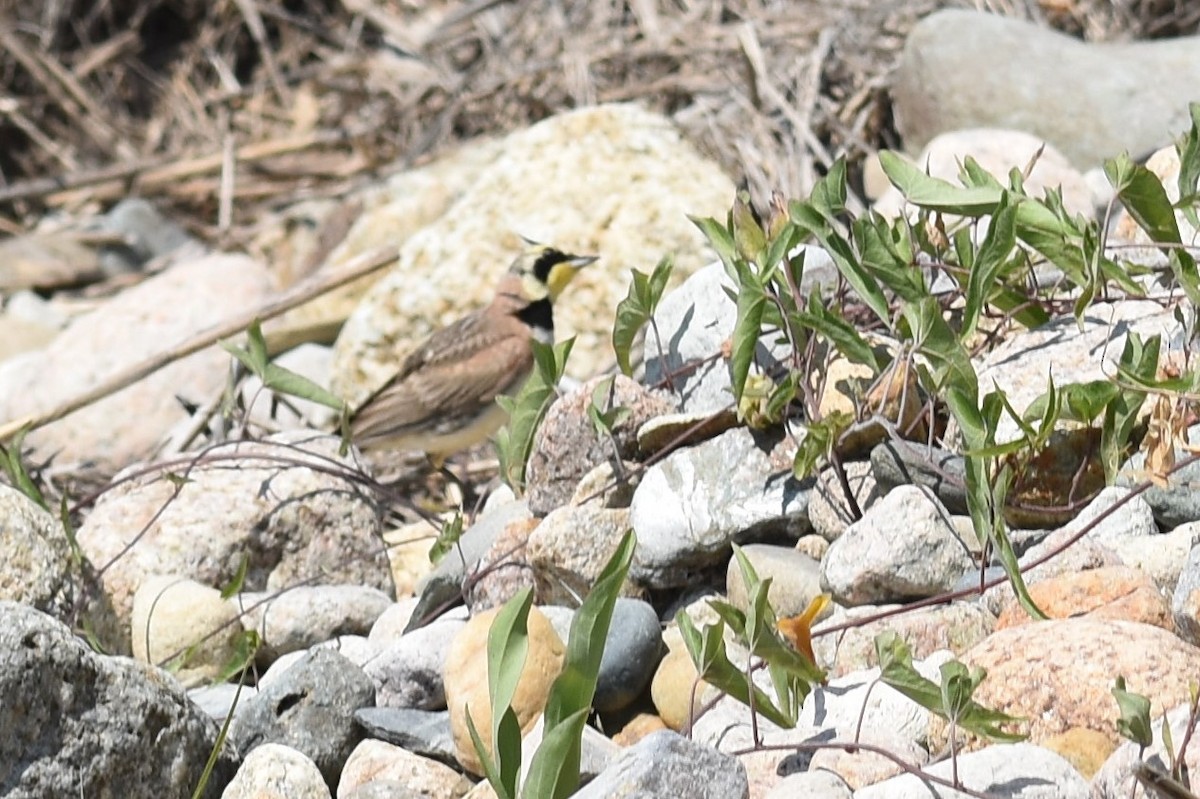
<box><xmin>349</xmin><ymin>243</ymin><xmax>597</xmax><ymax>464</ymax></box>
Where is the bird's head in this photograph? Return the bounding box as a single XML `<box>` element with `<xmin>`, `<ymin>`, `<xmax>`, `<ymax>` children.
<box><xmin>509</xmin><ymin>242</ymin><xmax>598</xmax><ymax>302</ymax></box>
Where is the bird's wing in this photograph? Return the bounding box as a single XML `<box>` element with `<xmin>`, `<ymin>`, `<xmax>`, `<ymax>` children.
<box><xmin>349</xmin><ymin>315</ymin><xmax>535</xmax><ymax>443</ymax></box>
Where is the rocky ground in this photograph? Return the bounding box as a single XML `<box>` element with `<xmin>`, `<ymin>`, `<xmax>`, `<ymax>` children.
<box><xmin>2</xmin><ymin>5</ymin><xmax>1200</xmax><ymax>799</ymax></box>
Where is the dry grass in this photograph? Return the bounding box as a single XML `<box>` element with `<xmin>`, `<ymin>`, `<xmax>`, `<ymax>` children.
<box><xmin>0</xmin><ymin>0</ymin><xmax>1197</xmax><ymax>239</ymax></box>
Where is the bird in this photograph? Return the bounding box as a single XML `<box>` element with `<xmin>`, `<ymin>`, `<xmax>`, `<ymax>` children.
<box><xmin>348</xmin><ymin>242</ymin><xmax>597</xmax><ymax>465</ymax></box>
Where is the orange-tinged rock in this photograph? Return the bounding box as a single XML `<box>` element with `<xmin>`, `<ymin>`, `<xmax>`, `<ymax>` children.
<box><xmin>995</xmin><ymin>565</ymin><xmax>1173</xmax><ymax>631</ymax></box>
<box><xmin>934</xmin><ymin>619</ymin><xmax>1200</xmax><ymax>750</ymax></box>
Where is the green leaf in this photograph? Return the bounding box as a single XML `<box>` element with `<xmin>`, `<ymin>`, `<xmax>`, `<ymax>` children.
<box><xmin>221</xmin><ymin>319</ymin><xmax>270</xmax><ymax>377</ymax></box>
<box><xmin>429</xmin><ymin>512</ymin><xmax>464</xmax><ymax>565</ymax></box>
<box><xmin>1112</xmin><ymin>676</ymin><xmax>1154</xmax><ymax>749</ymax></box>
<box><xmin>0</xmin><ymin>427</ymin><xmax>46</xmax><ymax>511</ymax></box>
<box><xmin>733</xmin><ymin>193</ymin><xmax>768</xmax><ymax>264</ymax></box>
<box><xmin>1177</xmin><ymin>103</ymin><xmax>1200</xmax><ymax>230</ymax></box>
<box><xmin>496</xmin><ymin>338</ymin><xmax>574</xmax><ymax>492</ymax></box>
<box><xmin>963</xmin><ymin>201</ymin><xmax>1018</xmax><ymax>338</ymax></box>
<box><xmin>219</xmin><ymin>554</ymin><xmax>250</xmax><ymax>600</ymax></box>
<box><xmin>260</xmin><ymin>363</ymin><xmax>347</xmax><ymax>411</ymax></box>
<box><xmin>467</xmin><ymin>707</ymin><xmax>513</xmax><ymax>799</ymax></box>
<box><xmin>213</xmin><ymin>629</ymin><xmax>261</xmax><ymax>684</ymax></box>
<box><xmin>793</xmin><ymin>295</ymin><xmax>878</xmax><ymax>368</ymax></box>
<box><xmin>878</xmin><ymin>151</ymin><xmax>1004</xmax><ymax>214</ymax></box>
<box><xmin>612</xmin><ymin>256</ymin><xmax>674</xmax><ymax>376</ymax></box>
<box><xmin>521</xmin><ymin>709</ymin><xmax>589</xmax><ymax>799</ymax></box>
<box><xmin>690</xmin><ymin>214</ymin><xmax>738</xmax><ymax>272</ymax></box>
<box><xmin>469</xmin><ymin>587</ymin><xmax>534</xmax><ymax>798</ymax></box>
<box><xmin>730</xmin><ymin>281</ymin><xmax>767</xmax><ymax>403</ymax></box>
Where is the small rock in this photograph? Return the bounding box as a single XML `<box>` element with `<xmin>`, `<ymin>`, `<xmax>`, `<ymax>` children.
<box><xmin>763</xmin><ymin>770</ymin><xmax>851</xmax><ymax>799</ymax></box>
<box><xmin>1041</xmin><ymin>727</ymin><xmax>1114</xmax><ymax>780</ymax></box>
<box><xmin>629</xmin><ymin>426</ymin><xmax>812</xmax><ymax>588</ymax></box>
<box><xmin>259</xmin><ymin>637</ymin><xmax>376</xmax><ymax>690</ymax></box>
<box><xmin>353</xmin><ymin>707</ymin><xmax>457</xmax><ymax>765</ymax></box>
<box><xmin>981</xmin><ymin>525</ymin><xmax>1124</xmax><ymax>615</ymax></box>
<box><xmin>338</xmin><ymin>739</ymin><xmax>472</xmax><ymax>799</ymax></box>
<box><xmin>635</xmin><ymin>410</ymin><xmax>738</xmax><ymax>457</ymax></box>
<box><xmin>220</xmin><ymin>743</ymin><xmax>330</xmax><ymax>799</ymax></box>
<box><xmin>995</xmin><ymin>566</ymin><xmax>1172</xmax><ymax>630</ymax></box>
<box><xmin>892</xmin><ymin>9</ymin><xmax>1200</xmax><ymax>167</ymax></box>
<box><xmin>821</xmin><ymin>486</ymin><xmax>974</xmax><ymax>605</ymax></box>
<box><xmin>855</xmin><ymin>742</ymin><xmax>1088</xmax><ymax>799</ymax></box>
<box><xmin>526</xmin><ymin>470</ymin><xmax>638</xmax><ymax>607</ymax></box>
<box><xmin>807</xmin><ymin>462</ymin><xmax>883</xmax><ymax>542</ymax></box>
<box><xmin>650</xmin><ymin>646</ymin><xmax>705</xmax><ymax>731</ymax></box>
<box><xmin>444</xmin><ymin>605</ymin><xmax>565</xmax><ymax>775</ymax></box>
<box><xmin>366</xmin><ymin>597</ymin><xmax>419</xmax><ymax>645</ymax></box>
<box><xmin>231</xmin><ymin>649</ymin><xmax>375</xmax><ymax>790</ymax></box>
<box><xmin>0</xmin><ymin>484</ymin><xmax>82</xmax><ymax>622</ymax></box>
<box><xmin>1172</xmin><ymin>543</ymin><xmax>1200</xmax><ymax>645</ymax></box>
<box><xmin>94</xmin><ymin>197</ymin><xmax>198</xmax><ymax>272</ymax></box>
<box><xmin>525</xmin><ymin>375</ymin><xmax>674</xmax><ymax>516</ymax></box>
<box><xmin>595</xmin><ymin>598</ymin><xmax>664</xmax><ymax>713</ymax></box>
<box><xmin>467</xmin><ymin>516</ymin><xmax>540</xmax><ymax>612</ymax></box>
<box><xmin>870</xmin><ymin>440</ymin><xmax>969</xmax><ymax>515</ymax></box>
<box><xmin>1112</xmin><ymin>521</ymin><xmax>1200</xmax><ymax>591</ymax></box>
<box><xmin>190</xmin><ymin>682</ymin><xmax>259</xmax><ymax>723</ymax></box>
<box><xmin>406</xmin><ymin>498</ymin><xmax>530</xmax><ymax>634</ymax></box>
<box><xmin>794</xmin><ymin>534</ymin><xmax>829</xmax><ymax>561</ymax></box>
<box><xmin>1056</xmin><ymin>487</ymin><xmax>1158</xmax><ymax>547</ymax></box>
<box><xmin>612</xmin><ymin>713</ymin><xmax>668</xmax><ymax>747</ymax></box>
<box><xmin>725</xmin><ymin>544</ymin><xmax>824</xmax><ymax>620</ymax></box>
<box><xmin>383</xmin><ymin>524</ymin><xmax>438</xmax><ymax>600</ymax></box>
<box><xmin>237</xmin><ymin>585</ymin><xmax>393</xmax><ymax>661</ymax></box>
<box><xmin>364</xmin><ymin>611</ymin><xmax>467</xmax><ymax>709</ymax></box>
<box><xmin>520</xmin><ymin>715</ymin><xmax>621</xmax><ymax>786</ymax></box>
<box><xmin>1120</xmin><ymin>423</ymin><xmax>1200</xmax><ymax>528</ymax></box>
<box><xmin>572</xmin><ymin>730</ymin><xmax>748</xmax><ymax>799</ymax></box>
<box><xmin>808</xmin><ymin>729</ymin><xmax>926</xmax><ymax>790</ymax></box>
<box><xmin>130</xmin><ymin>575</ymin><xmax>244</xmax><ymax>687</ymax></box>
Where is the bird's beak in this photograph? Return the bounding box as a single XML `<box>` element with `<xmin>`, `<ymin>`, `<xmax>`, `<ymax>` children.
<box><xmin>547</xmin><ymin>254</ymin><xmax>598</xmax><ymax>300</ymax></box>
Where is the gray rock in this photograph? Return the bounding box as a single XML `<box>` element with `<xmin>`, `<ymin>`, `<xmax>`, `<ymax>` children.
<box><xmin>892</xmin><ymin>9</ymin><xmax>1200</xmax><ymax>168</ymax></box>
<box><xmin>1172</xmin><ymin>544</ymin><xmax>1200</xmax><ymax>645</ymax></box>
<box><xmin>259</xmin><ymin>636</ymin><xmax>377</xmax><ymax>691</ymax></box>
<box><xmin>1054</xmin><ymin>486</ymin><xmax>1157</xmax><ymax>547</ymax></box>
<box><xmin>855</xmin><ymin>742</ymin><xmax>1088</xmax><ymax>798</ymax></box>
<box><xmin>219</xmin><ymin>743</ymin><xmax>329</xmax><ymax>799</ymax></box>
<box><xmin>808</xmin><ymin>462</ymin><xmax>882</xmax><ymax>542</ymax></box>
<box><xmin>870</xmin><ymin>440</ymin><xmax>968</xmax><ymax>515</ymax></box>
<box><xmin>764</xmin><ymin>770</ymin><xmax>852</xmax><ymax>799</ymax></box>
<box><xmin>821</xmin><ymin>486</ymin><xmax>974</xmax><ymax>605</ymax></box>
<box><xmin>573</xmin><ymin>730</ymin><xmax>748</xmax><ymax>799</ymax></box>
<box><xmin>629</xmin><ymin>426</ymin><xmax>812</xmax><ymax>588</ymax></box>
<box><xmin>526</xmin><ymin>374</ymin><xmax>675</xmax><ymax>516</ymax></box>
<box><xmin>94</xmin><ymin>198</ymin><xmax>198</xmax><ymax>274</ymax></box>
<box><xmin>1120</xmin><ymin>424</ymin><xmax>1200</xmax><ymax>528</ymax></box>
<box><xmin>189</xmin><ymin>683</ymin><xmax>259</xmax><ymax>723</ymax></box>
<box><xmin>237</xmin><ymin>585</ymin><xmax>393</xmax><ymax>660</ymax></box>
<box><xmin>1113</xmin><ymin>521</ymin><xmax>1200</xmax><ymax>591</ymax></box>
<box><xmin>363</xmin><ymin>612</ymin><xmax>466</xmax><ymax>709</ymax></box>
<box><xmin>595</xmin><ymin>598</ymin><xmax>664</xmax><ymax>713</ymax></box>
<box><xmin>643</xmin><ymin>254</ymin><xmax>835</xmax><ymax>415</ymax></box>
<box><xmin>405</xmin><ymin>497</ymin><xmax>530</xmax><ymax>633</ymax></box>
<box><xmin>230</xmin><ymin>648</ymin><xmax>374</xmax><ymax>790</ymax></box>
<box><xmin>0</xmin><ymin>601</ymin><xmax>236</xmax><ymax>798</ymax></box>
<box><xmin>521</xmin><ymin>716</ymin><xmax>621</xmax><ymax>785</ymax></box>
<box><xmin>725</xmin><ymin>543</ymin><xmax>823</xmax><ymax>620</ymax></box>
<box><xmin>352</xmin><ymin>707</ymin><xmax>457</xmax><ymax>765</ymax></box>
<box><xmin>76</xmin><ymin>432</ymin><xmax>393</xmax><ymax>654</ymax></box>
<box><xmin>0</xmin><ymin>484</ymin><xmax>80</xmax><ymax>621</ymax></box>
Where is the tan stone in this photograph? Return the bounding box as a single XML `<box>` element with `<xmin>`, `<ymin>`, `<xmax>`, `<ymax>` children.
<box><xmin>613</xmin><ymin>713</ymin><xmax>668</xmax><ymax>747</ymax></box>
<box><xmin>130</xmin><ymin>575</ymin><xmax>244</xmax><ymax>687</ymax></box>
<box><xmin>338</xmin><ymin>739</ymin><xmax>472</xmax><ymax>798</ymax></box>
<box><xmin>995</xmin><ymin>565</ymin><xmax>1173</xmax><ymax>631</ymax></box>
<box><xmin>650</xmin><ymin>646</ymin><xmax>706</xmax><ymax>731</ymax></box>
<box><xmin>1041</xmin><ymin>727</ymin><xmax>1114</xmax><ymax>779</ymax></box>
<box><xmin>444</xmin><ymin>605</ymin><xmax>565</xmax><ymax>775</ymax></box>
